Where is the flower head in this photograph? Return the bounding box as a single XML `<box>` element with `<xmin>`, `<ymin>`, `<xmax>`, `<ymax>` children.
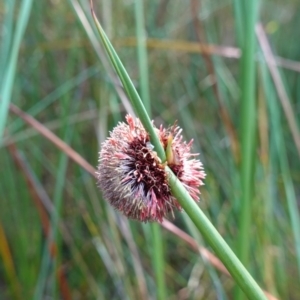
<box><xmin>97</xmin><ymin>115</ymin><xmax>205</xmax><ymax>222</ymax></box>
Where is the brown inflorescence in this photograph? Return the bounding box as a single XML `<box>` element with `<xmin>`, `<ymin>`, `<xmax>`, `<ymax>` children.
<box><xmin>97</xmin><ymin>115</ymin><xmax>205</xmax><ymax>222</ymax></box>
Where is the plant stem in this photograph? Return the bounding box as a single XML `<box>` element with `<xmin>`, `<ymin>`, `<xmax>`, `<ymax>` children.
<box><xmin>134</xmin><ymin>1</ymin><xmax>166</xmax><ymax>298</ymax></box>
<box><xmin>0</xmin><ymin>0</ymin><xmax>33</xmax><ymax>141</ymax></box>
<box><xmin>90</xmin><ymin>2</ymin><xmax>166</xmax><ymax>162</ymax></box>
<box><xmin>134</xmin><ymin>0</ymin><xmax>151</xmax><ymax>115</ymax></box>
<box><xmin>152</xmin><ymin>223</ymin><xmax>167</xmax><ymax>300</ymax></box>
<box><xmin>167</xmin><ymin>166</ymin><xmax>266</xmax><ymax>300</ymax></box>
<box><xmin>236</xmin><ymin>0</ymin><xmax>259</xmax><ymax>299</ymax></box>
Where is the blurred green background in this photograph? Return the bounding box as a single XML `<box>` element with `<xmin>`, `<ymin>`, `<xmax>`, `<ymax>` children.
<box><xmin>0</xmin><ymin>0</ymin><xmax>300</xmax><ymax>299</ymax></box>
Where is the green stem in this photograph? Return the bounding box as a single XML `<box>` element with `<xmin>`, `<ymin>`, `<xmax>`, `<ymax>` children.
<box><xmin>167</xmin><ymin>167</ymin><xmax>266</xmax><ymax>300</ymax></box>
<box><xmin>91</xmin><ymin>3</ymin><xmax>166</xmax><ymax>162</ymax></box>
<box><xmin>134</xmin><ymin>1</ymin><xmax>166</xmax><ymax>298</ymax></box>
<box><xmin>134</xmin><ymin>0</ymin><xmax>151</xmax><ymax>115</ymax></box>
<box><xmin>237</xmin><ymin>1</ymin><xmax>258</xmax><ymax>299</ymax></box>
<box><xmin>152</xmin><ymin>223</ymin><xmax>167</xmax><ymax>300</ymax></box>
<box><xmin>232</xmin><ymin>0</ymin><xmax>244</xmax><ymax>47</ymax></box>
<box><xmin>0</xmin><ymin>0</ymin><xmax>33</xmax><ymax>141</ymax></box>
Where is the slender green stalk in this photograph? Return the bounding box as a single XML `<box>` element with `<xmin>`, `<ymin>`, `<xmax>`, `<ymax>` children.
<box><xmin>0</xmin><ymin>0</ymin><xmax>33</xmax><ymax>141</ymax></box>
<box><xmin>90</xmin><ymin>2</ymin><xmax>266</xmax><ymax>299</ymax></box>
<box><xmin>167</xmin><ymin>167</ymin><xmax>266</xmax><ymax>300</ymax></box>
<box><xmin>134</xmin><ymin>0</ymin><xmax>151</xmax><ymax>114</ymax></box>
<box><xmin>236</xmin><ymin>1</ymin><xmax>259</xmax><ymax>299</ymax></box>
<box><xmin>232</xmin><ymin>0</ymin><xmax>244</xmax><ymax>47</ymax></box>
<box><xmin>0</xmin><ymin>0</ymin><xmax>15</xmax><ymax>83</ymax></box>
<box><xmin>134</xmin><ymin>1</ymin><xmax>166</xmax><ymax>298</ymax></box>
<box><xmin>90</xmin><ymin>2</ymin><xmax>166</xmax><ymax>162</ymax></box>
<box><xmin>238</xmin><ymin>2</ymin><xmax>258</xmax><ymax>258</ymax></box>
<box><xmin>33</xmin><ymin>232</ymin><xmax>52</xmax><ymax>299</ymax></box>
<box><xmin>151</xmin><ymin>223</ymin><xmax>166</xmax><ymax>300</ymax></box>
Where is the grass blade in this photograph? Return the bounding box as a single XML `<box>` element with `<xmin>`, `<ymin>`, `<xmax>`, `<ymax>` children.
<box><xmin>167</xmin><ymin>167</ymin><xmax>266</xmax><ymax>300</ymax></box>
<box><xmin>134</xmin><ymin>1</ymin><xmax>166</xmax><ymax>298</ymax></box>
<box><xmin>236</xmin><ymin>1</ymin><xmax>259</xmax><ymax>298</ymax></box>
<box><xmin>0</xmin><ymin>0</ymin><xmax>33</xmax><ymax>141</ymax></box>
<box><xmin>134</xmin><ymin>0</ymin><xmax>151</xmax><ymax>114</ymax></box>
<box><xmin>90</xmin><ymin>0</ymin><xmax>166</xmax><ymax>162</ymax></box>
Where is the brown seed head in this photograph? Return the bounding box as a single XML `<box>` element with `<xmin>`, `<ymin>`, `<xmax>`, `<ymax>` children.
<box><xmin>97</xmin><ymin>115</ymin><xmax>205</xmax><ymax>222</ymax></box>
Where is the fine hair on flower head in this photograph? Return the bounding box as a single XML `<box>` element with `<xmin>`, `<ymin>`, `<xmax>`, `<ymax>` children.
<box><xmin>97</xmin><ymin>115</ymin><xmax>205</xmax><ymax>222</ymax></box>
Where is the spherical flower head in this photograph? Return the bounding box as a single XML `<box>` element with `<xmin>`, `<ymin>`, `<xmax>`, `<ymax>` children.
<box><xmin>97</xmin><ymin>115</ymin><xmax>205</xmax><ymax>222</ymax></box>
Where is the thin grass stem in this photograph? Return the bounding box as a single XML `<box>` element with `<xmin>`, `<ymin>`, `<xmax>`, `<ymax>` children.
<box><xmin>90</xmin><ymin>2</ymin><xmax>166</xmax><ymax>162</ymax></box>
<box><xmin>134</xmin><ymin>1</ymin><xmax>166</xmax><ymax>298</ymax></box>
<box><xmin>0</xmin><ymin>0</ymin><xmax>33</xmax><ymax>141</ymax></box>
<box><xmin>236</xmin><ymin>0</ymin><xmax>259</xmax><ymax>299</ymax></box>
<box><xmin>167</xmin><ymin>167</ymin><xmax>266</xmax><ymax>300</ymax></box>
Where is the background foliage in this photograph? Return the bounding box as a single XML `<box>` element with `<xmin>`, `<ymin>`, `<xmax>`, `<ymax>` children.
<box><xmin>0</xmin><ymin>0</ymin><xmax>299</xmax><ymax>299</ymax></box>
